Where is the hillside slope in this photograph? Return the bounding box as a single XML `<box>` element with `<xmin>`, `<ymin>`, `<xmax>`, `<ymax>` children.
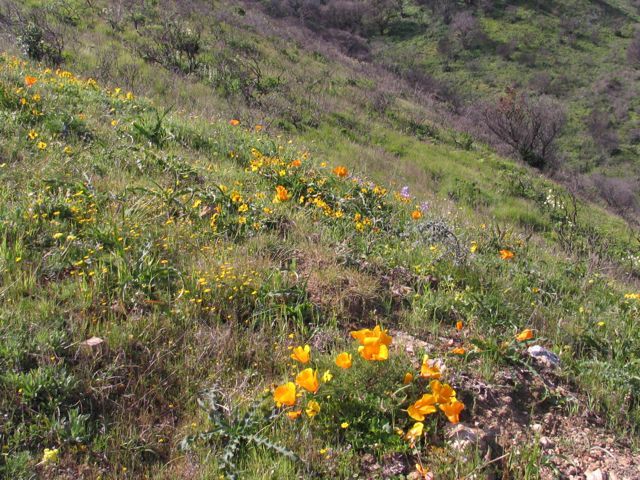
<box><xmin>249</xmin><ymin>0</ymin><xmax>640</xmax><ymax>217</ymax></box>
<box><xmin>0</xmin><ymin>1</ymin><xmax>639</xmax><ymax>479</ymax></box>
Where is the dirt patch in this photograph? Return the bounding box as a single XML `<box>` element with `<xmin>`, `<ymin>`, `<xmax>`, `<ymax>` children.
<box><xmin>454</xmin><ymin>362</ymin><xmax>640</xmax><ymax>479</ymax></box>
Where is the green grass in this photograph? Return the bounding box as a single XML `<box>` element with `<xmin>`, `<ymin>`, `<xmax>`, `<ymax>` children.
<box><xmin>0</xmin><ymin>1</ymin><xmax>639</xmax><ymax>478</ymax></box>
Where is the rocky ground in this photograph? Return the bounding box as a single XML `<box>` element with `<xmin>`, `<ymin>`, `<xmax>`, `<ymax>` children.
<box><xmin>393</xmin><ymin>332</ymin><xmax>640</xmax><ymax>480</ymax></box>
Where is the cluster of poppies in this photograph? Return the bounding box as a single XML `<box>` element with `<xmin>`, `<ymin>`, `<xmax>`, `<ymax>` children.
<box><xmin>402</xmin><ymin>356</ymin><xmax>465</xmax><ymax>445</ymax></box>
<box><xmin>272</xmin><ymin>327</ymin><xmax>387</xmax><ymax>420</ymax></box>
<box><xmin>273</xmin><ymin>326</ymin><xmax>466</xmax><ymax>447</ymax></box>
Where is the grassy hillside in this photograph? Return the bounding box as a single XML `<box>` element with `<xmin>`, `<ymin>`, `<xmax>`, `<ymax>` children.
<box><xmin>373</xmin><ymin>0</ymin><xmax>640</xmax><ymax>175</ymax></box>
<box><xmin>0</xmin><ymin>1</ymin><xmax>640</xmax><ymax>479</ymax></box>
<box><xmin>248</xmin><ymin>0</ymin><xmax>640</xmax><ymax>217</ymax></box>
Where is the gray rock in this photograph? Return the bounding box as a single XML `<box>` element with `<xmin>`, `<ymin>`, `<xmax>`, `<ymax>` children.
<box><xmin>527</xmin><ymin>345</ymin><xmax>561</xmax><ymax>368</ymax></box>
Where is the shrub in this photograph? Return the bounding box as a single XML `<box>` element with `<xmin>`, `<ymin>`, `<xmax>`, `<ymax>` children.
<box><xmin>139</xmin><ymin>20</ymin><xmax>202</xmax><ymax>74</ymax></box>
<box><xmin>415</xmin><ymin>0</ymin><xmax>456</xmax><ymax>24</ymax></box>
<box><xmin>586</xmin><ymin>109</ymin><xmax>620</xmax><ymax>155</ymax></box>
<box><xmin>17</xmin><ymin>22</ymin><xmax>63</xmax><ymax>65</ymax></box>
<box><xmin>323</xmin><ymin>1</ymin><xmax>366</xmax><ymax>32</ymax></box>
<box><xmin>591</xmin><ymin>174</ymin><xmax>638</xmax><ymax>218</ymax></box>
<box><xmin>481</xmin><ymin>90</ymin><xmax>566</xmax><ymax>170</ymax></box>
<box><xmin>450</xmin><ymin>11</ymin><xmax>487</xmax><ymax>50</ymax></box>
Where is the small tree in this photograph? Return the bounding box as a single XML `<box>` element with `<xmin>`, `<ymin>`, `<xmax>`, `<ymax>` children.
<box><xmin>482</xmin><ymin>90</ymin><xmax>566</xmax><ymax>170</ymax></box>
<box><xmin>450</xmin><ymin>11</ymin><xmax>486</xmax><ymax>49</ymax></box>
<box><xmin>138</xmin><ymin>20</ymin><xmax>202</xmax><ymax>74</ymax></box>
<box><xmin>415</xmin><ymin>0</ymin><xmax>456</xmax><ymax>24</ymax></box>
<box><xmin>362</xmin><ymin>0</ymin><xmax>402</xmax><ymax>35</ymax></box>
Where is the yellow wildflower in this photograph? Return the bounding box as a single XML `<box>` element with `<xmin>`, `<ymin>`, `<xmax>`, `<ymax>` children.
<box><xmin>305</xmin><ymin>400</ymin><xmax>320</xmax><ymax>418</ymax></box>
<box><xmin>290</xmin><ymin>345</ymin><xmax>311</xmax><ymax>364</ymax></box>
<box><xmin>419</xmin><ymin>356</ymin><xmax>441</xmax><ymax>379</ymax></box>
<box><xmin>40</xmin><ymin>448</ymin><xmax>59</xmax><ymax>464</ymax></box>
<box><xmin>405</xmin><ymin>422</ymin><xmax>424</xmax><ymax>445</ymax></box>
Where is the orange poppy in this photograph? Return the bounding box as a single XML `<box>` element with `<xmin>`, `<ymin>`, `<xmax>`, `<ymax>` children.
<box><xmin>499</xmin><ymin>249</ymin><xmax>515</xmax><ymax>260</ymax></box>
<box><xmin>516</xmin><ymin>328</ymin><xmax>534</xmax><ymax>342</ymax></box>
<box><xmin>333</xmin><ymin>166</ymin><xmax>348</xmax><ymax>177</ymax></box>
<box><xmin>335</xmin><ymin>352</ymin><xmax>352</xmax><ymax>369</ymax></box>
<box><xmin>440</xmin><ymin>400</ymin><xmax>464</xmax><ymax>423</ymax></box>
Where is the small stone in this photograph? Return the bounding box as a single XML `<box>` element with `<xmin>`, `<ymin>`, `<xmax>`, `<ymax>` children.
<box><xmin>81</xmin><ymin>336</ymin><xmax>104</xmax><ymax>347</ymax></box>
<box><xmin>585</xmin><ymin>469</ymin><xmax>607</xmax><ymax>480</ymax></box>
<box><xmin>447</xmin><ymin>424</ymin><xmax>479</xmax><ymax>451</ymax></box>
<box><xmin>527</xmin><ymin>345</ymin><xmax>561</xmax><ymax>368</ymax></box>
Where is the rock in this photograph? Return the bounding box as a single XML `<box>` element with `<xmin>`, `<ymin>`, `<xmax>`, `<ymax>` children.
<box><xmin>539</xmin><ymin>436</ymin><xmax>555</xmax><ymax>450</ymax></box>
<box><xmin>585</xmin><ymin>469</ymin><xmax>607</xmax><ymax>480</ymax></box>
<box><xmin>527</xmin><ymin>345</ymin><xmax>561</xmax><ymax>368</ymax></box>
<box><xmin>447</xmin><ymin>424</ymin><xmax>478</xmax><ymax>452</ymax></box>
<box><xmin>80</xmin><ymin>336</ymin><xmax>104</xmax><ymax>347</ymax></box>
<box><xmin>391</xmin><ymin>330</ymin><xmax>434</xmax><ymax>357</ymax></box>
<box><xmin>446</xmin><ymin>424</ymin><xmax>499</xmax><ymax>457</ymax></box>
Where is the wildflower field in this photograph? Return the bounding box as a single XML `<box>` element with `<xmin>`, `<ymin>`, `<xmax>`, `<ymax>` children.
<box><xmin>1</xmin><ymin>53</ymin><xmax>639</xmax><ymax>479</ymax></box>
<box><xmin>2</xmin><ymin>1</ymin><xmax>640</xmax><ymax>475</ymax></box>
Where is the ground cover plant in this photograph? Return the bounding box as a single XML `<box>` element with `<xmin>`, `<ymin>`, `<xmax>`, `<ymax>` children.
<box><xmin>0</xmin><ymin>1</ymin><xmax>640</xmax><ymax>478</ymax></box>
